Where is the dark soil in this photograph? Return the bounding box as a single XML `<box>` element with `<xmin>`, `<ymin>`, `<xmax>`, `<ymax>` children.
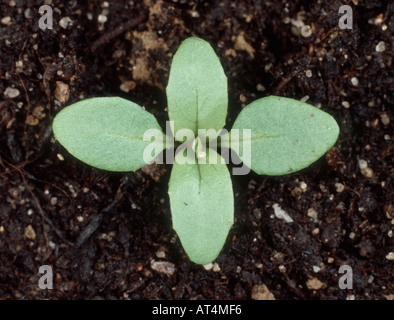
<box><xmin>0</xmin><ymin>0</ymin><xmax>393</xmax><ymax>300</ymax></box>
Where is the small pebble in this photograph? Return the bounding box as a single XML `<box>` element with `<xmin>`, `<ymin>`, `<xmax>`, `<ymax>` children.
<box><xmin>253</xmin><ymin>208</ymin><xmax>262</xmax><ymax>220</ymax></box>
<box><xmin>306</xmin><ymin>277</ymin><xmax>324</xmax><ymax>290</ymax></box>
<box><xmin>203</xmin><ymin>263</ymin><xmax>213</xmax><ymax>271</ymax></box>
<box><xmin>300</xmin><ymin>25</ymin><xmax>312</xmax><ymax>37</ymax></box>
<box><xmin>300</xmin><ymin>95</ymin><xmax>309</xmax><ymax>102</ymax></box>
<box><xmin>349</xmin><ymin>232</ymin><xmax>356</xmax><ymax>240</ymax></box>
<box><xmin>307</xmin><ymin>208</ymin><xmax>318</xmax><ymax>219</ymax></box>
<box><xmin>4</xmin><ymin>87</ymin><xmax>20</xmax><ymax>98</ymax></box>
<box><xmin>305</xmin><ymin>69</ymin><xmax>312</xmax><ymax>78</ymax></box>
<box><xmin>32</xmin><ymin>106</ymin><xmax>46</xmax><ymax>120</ymax></box>
<box><xmin>273</xmin><ymin>203</ymin><xmax>293</xmax><ymax>223</ymax></box>
<box><xmin>1</xmin><ymin>16</ymin><xmax>12</xmax><ymax>25</ymax></box>
<box><xmin>26</xmin><ymin>115</ymin><xmax>39</xmax><ymax>126</ymax></box>
<box><xmin>386</xmin><ymin>252</ymin><xmax>394</xmax><ymax>260</ymax></box>
<box><xmin>300</xmin><ymin>181</ymin><xmax>307</xmax><ymax>190</ymax></box>
<box><xmin>350</xmin><ymin>77</ymin><xmax>359</xmax><ymax>86</ymax></box>
<box><xmin>156</xmin><ymin>247</ymin><xmax>166</xmax><ymax>259</ymax></box>
<box><xmin>375</xmin><ymin>41</ymin><xmax>386</xmax><ymax>52</ymax></box>
<box><xmin>380</xmin><ymin>113</ymin><xmax>390</xmax><ymax>125</ymax></box>
<box><xmin>59</xmin><ymin>17</ymin><xmax>73</xmax><ymax>29</ymax></box>
<box><xmin>342</xmin><ymin>101</ymin><xmax>350</xmax><ymax>109</ymax></box>
<box><xmin>191</xmin><ymin>10</ymin><xmax>200</xmax><ymax>18</ymax></box>
<box><xmin>256</xmin><ymin>84</ymin><xmax>266</xmax><ymax>92</ymax></box>
<box><xmin>251</xmin><ymin>284</ymin><xmax>275</xmax><ymax>300</ymax></box>
<box><xmin>358</xmin><ymin>159</ymin><xmax>368</xmax><ymax>170</ymax></box>
<box><xmin>55</xmin><ymin>81</ymin><xmax>70</xmax><ymax>104</ymax></box>
<box><xmin>335</xmin><ymin>183</ymin><xmax>345</xmax><ymax>193</ymax></box>
<box><xmin>312</xmin><ymin>228</ymin><xmax>320</xmax><ymax>235</ymax></box>
<box><xmin>239</xmin><ymin>94</ymin><xmax>247</xmax><ymax>103</ymax></box>
<box><xmin>327</xmin><ymin>257</ymin><xmax>334</xmax><ymax>263</ymax></box>
<box><xmin>98</xmin><ymin>14</ymin><xmax>107</xmax><ymax>24</ymax></box>
<box><xmin>312</xmin><ymin>266</ymin><xmax>321</xmax><ymax>273</ymax></box>
<box><xmin>150</xmin><ymin>260</ymin><xmax>175</xmax><ymax>276</ymax></box>
<box><xmin>0</xmin><ymin>226</ymin><xmax>4</xmax><ymax>232</ymax></box>
<box><xmin>361</xmin><ymin>167</ymin><xmax>374</xmax><ymax>179</ymax></box>
<box><xmin>278</xmin><ymin>265</ymin><xmax>286</xmax><ymax>273</ymax></box>
<box><xmin>120</xmin><ymin>80</ymin><xmax>136</xmax><ymax>93</ymax></box>
<box><xmin>24</xmin><ymin>225</ymin><xmax>36</xmax><ymax>240</ymax></box>
<box><xmin>212</xmin><ymin>263</ymin><xmax>221</xmax><ymax>272</ymax></box>
<box><xmin>50</xmin><ymin>197</ymin><xmax>58</xmax><ymax>206</ymax></box>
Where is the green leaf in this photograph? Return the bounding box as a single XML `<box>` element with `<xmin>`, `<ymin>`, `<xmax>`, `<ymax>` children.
<box><xmin>53</xmin><ymin>97</ymin><xmax>164</xmax><ymax>172</ymax></box>
<box><xmin>168</xmin><ymin>149</ymin><xmax>234</xmax><ymax>265</ymax></box>
<box><xmin>230</xmin><ymin>96</ymin><xmax>339</xmax><ymax>175</ymax></box>
<box><xmin>166</xmin><ymin>37</ymin><xmax>228</xmax><ymax>140</ymax></box>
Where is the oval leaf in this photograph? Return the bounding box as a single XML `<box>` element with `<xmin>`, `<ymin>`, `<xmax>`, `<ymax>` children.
<box><xmin>168</xmin><ymin>149</ymin><xmax>234</xmax><ymax>265</ymax></box>
<box><xmin>53</xmin><ymin>97</ymin><xmax>164</xmax><ymax>172</ymax></box>
<box><xmin>230</xmin><ymin>96</ymin><xmax>339</xmax><ymax>175</ymax></box>
<box><xmin>166</xmin><ymin>37</ymin><xmax>228</xmax><ymax>139</ymax></box>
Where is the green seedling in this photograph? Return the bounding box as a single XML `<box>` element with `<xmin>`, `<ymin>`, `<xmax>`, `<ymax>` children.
<box><xmin>53</xmin><ymin>37</ymin><xmax>339</xmax><ymax>265</ymax></box>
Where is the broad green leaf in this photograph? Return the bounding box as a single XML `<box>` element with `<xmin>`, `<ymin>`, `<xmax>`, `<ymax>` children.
<box><xmin>53</xmin><ymin>97</ymin><xmax>164</xmax><ymax>172</ymax></box>
<box><xmin>230</xmin><ymin>96</ymin><xmax>339</xmax><ymax>175</ymax></box>
<box><xmin>166</xmin><ymin>37</ymin><xmax>228</xmax><ymax>140</ymax></box>
<box><xmin>168</xmin><ymin>149</ymin><xmax>234</xmax><ymax>265</ymax></box>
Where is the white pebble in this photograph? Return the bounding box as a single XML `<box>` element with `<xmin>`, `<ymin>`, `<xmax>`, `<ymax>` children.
<box><xmin>98</xmin><ymin>14</ymin><xmax>107</xmax><ymax>24</ymax></box>
<box><xmin>191</xmin><ymin>10</ymin><xmax>200</xmax><ymax>18</ymax></box>
<box><xmin>307</xmin><ymin>208</ymin><xmax>318</xmax><ymax>219</ymax></box>
<box><xmin>349</xmin><ymin>232</ymin><xmax>356</xmax><ymax>240</ymax></box>
<box><xmin>1</xmin><ymin>16</ymin><xmax>12</xmax><ymax>25</ymax></box>
<box><xmin>273</xmin><ymin>203</ymin><xmax>293</xmax><ymax>223</ymax></box>
<box><xmin>358</xmin><ymin>159</ymin><xmax>368</xmax><ymax>170</ymax></box>
<box><xmin>4</xmin><ymin>87</ymin><xmax>20</xmax><ymax>98</ymax></box>
<box><xmin>203</xmin><ymin>263</ymin><xmax>213</xmax><ymax>271</ymax></box>
<box><xmin>59</xmin><ymin>17</ymin><xmax>72</xmax><ymax>29</ymax></box>
<box><xmin>313</xmin><ymin>266</ymin><xmax>321</xmax><ymax>273</ymax></box>
<box><xmin>342</xmin><ymin>101</ymin><xmax>350</xmax><ymax>109</ymax></box>
<box><xmin>375</xmin><ymin>41</ymin><xmax>386</xmax><ymax>52</ymax></box>
<box><xmin>301</xmin><ymin>25</ymin><xmax>312</xmax><ymax>37</ymax></box>
<box><xmin>351</xmin><ymin>77</ymin><xmax>359</xmax><ymax>86</ymax></box>
<box><xmin>380</xmin><ymin>113</ymin><xmax>390</xmax><ymax>125</ymax></box>
<box><xmin>386</xmin><ymin>252</ymin><xmax>394</xmax><ymax>260</ymax></box>
<box><xmin>256</xmin><ymin>84</ymin><xmax>266</xmax><ymax>92</ymax></box>
<box><xmin>335</xmin><ymin>183</ymin><xmax>345</xmax><ymax>193</ymax></box>
<box><xmin>361</xmin><ymin>167</ymin><xmax>374</xmax><ymax>179</ymax></box>
<box><xmin>212</xmin><ymin>263</ymin><xmax>221</xmax><ymax>272</ymax></box>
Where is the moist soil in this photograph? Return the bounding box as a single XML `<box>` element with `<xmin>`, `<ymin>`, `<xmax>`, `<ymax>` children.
<box><xmin>0</xmin><ymin>0</ymin><xmax>393</xmax><ymax>300</ymax></box>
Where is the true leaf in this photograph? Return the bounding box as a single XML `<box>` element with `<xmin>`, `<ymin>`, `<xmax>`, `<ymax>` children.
<box><xmin>166</xmin><ymin>37</ymin><xmax>228</xmax><ymax>139</ymax></box>
<box><xmin>230</xmin><ymin>96</ymin><xmax>339</xmax><ymax>175</ymax></box>
<box><xmin>53</xmin><ymin>97</ymin><xmax>164</xmax><ymax>172</ymax></box>
<box><xmin>168</xmin><ymin>148</ymin><xmax>234</xmax><ymax>265</ymax></box>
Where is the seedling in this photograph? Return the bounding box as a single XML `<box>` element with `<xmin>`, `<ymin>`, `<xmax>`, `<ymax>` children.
<box><xmin>53</xmin><ymin>37</ymin><xmax>339</xmax><ymax>265</ymax></box>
